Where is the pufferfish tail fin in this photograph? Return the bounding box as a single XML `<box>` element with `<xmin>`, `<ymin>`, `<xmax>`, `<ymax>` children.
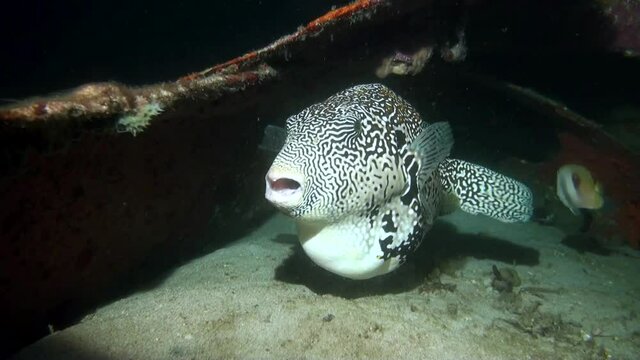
<box><xmin>438</xmin><ymin>159</ymin><xmax>533</xmax><ymax>222</ymax></box>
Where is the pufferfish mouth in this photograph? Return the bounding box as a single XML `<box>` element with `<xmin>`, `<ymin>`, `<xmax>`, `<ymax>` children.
<box><xmin>264</xmin><ymin>170</ymin><xmax>304</xmax><ymax>209</ymax></box>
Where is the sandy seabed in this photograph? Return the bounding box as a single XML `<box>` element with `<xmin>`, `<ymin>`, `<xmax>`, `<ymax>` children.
<box><xmin>14</xmin><ymin>211</ymin><xmax>640</xmax><ymax>360</ymax></box>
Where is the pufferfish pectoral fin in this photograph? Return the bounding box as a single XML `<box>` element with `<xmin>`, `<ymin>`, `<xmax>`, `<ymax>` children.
<box><xmin>258</xmin><ymin>125</ymin><xmax>287</xmax><ymax>153</ymax></box>
<box><xmin>408</xmin><ymin>121</ymin><xmax>454</xmax><ymax>185</ymax></box>
<box><xmin>439</xmin><ymin>159</ymin><xmax>534</xmax><ymax>223</ymax></box>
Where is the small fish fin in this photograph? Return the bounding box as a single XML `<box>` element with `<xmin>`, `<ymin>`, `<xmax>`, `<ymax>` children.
<box><xmin>438</xmin><ymin>159</ymin><xmax>533</xmax><ymax>222</ymax></box>
<box><xmin>409</xmin><ymin>122</ymin><xmax>454</xmax><ymax>183</ymax></box>
<box><xmin>594</xmin><ymin>181</ymin><xmax>603</xmax><ymax>195</ymax></box>
<box><xmin>568</xmin><ymin>206</ymin><xmax>581</xmax><ymax>216</ymax></box>
<box><xmin>439</xmin><ymin>192</ymin><xmax>460</xmax><ymax>215</ymax></box>
<box><xmin>591</xmin><ymin>187</ymin><xmax>605</xmax><ymax>209</ymax></box>
<box><xmin>259</xmin><ymin>125</ymin><xmax>287</xmax><ymax>153</ymax></box>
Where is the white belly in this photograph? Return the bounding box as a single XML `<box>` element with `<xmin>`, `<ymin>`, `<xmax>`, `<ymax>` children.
<box><xmin>296</xmin><ymin>197</ymin><xmax>419</xmax><ymax>280</ymax></box>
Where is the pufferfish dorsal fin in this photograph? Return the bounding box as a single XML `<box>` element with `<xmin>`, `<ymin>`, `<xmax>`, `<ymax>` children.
<box><xmin>408</xmin><ymin>121</ymin><xmax>454</xmax><ymax>184</ymax></box>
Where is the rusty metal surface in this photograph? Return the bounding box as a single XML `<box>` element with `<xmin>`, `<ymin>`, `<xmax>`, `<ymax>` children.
<box><xmin>0</xmin><ymin>0</ymin><xmax>387</xmax><ymax>126</ymax></box>
<box><xmin>0</xmin><ymin>66</ymin><xmax>277</xmax><ymax>124</ymax></box>
<box><xmin>597</xmin><ymin>0</ymin><xmax>640</xmax><ymax>56</ymax></box>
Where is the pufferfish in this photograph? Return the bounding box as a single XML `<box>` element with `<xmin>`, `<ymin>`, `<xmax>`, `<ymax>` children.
<box><xmin>264</xmin><ymin>84</ymin><xmax>533</xmax><ymax>280</ymax></box>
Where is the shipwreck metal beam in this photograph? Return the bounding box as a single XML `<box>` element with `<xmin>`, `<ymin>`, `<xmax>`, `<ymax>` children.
<box><xmin>0</xmin><ymin>0</ymin><xmax>388</xmax><ymax>126</ymax></box>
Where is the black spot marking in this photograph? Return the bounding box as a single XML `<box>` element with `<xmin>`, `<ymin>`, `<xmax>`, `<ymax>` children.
<box><xmin>378</xmin><ymin>235</ymin><xmax>395</xmax><ymax>260</ymax></box>
<box><xmin>381</xmin><ymin>212</ymin><xmax>397</xmax><ymax>233</ymax></box>
<box><xmin>395</xmin><ymin>129</ymin><xmax>407</xmax><ymax>148</ymax></box>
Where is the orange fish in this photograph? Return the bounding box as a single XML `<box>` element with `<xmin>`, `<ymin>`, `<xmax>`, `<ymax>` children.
<box><xmin>556</xmin><ymin>164</ymin><xmax>604</xmax><ymax>215</ymax></box>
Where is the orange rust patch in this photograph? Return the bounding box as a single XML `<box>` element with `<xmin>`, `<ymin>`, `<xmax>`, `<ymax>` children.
<box><xmin>33</xmin><ymin>102</ymin><xmax>48</xmax><ymax>116</ymax></box>
<box><xmin>209</xmin><ymin>52</ymin><xmax>259</xmax><ymax>74</ymax></box>
<box><xmin>306</xmin><ymin>0</ymin><xmax>378</xmax><ymax>31</ymax></box>
<box><xmin>178</xmin><ymin>72</ymin><xmax>201</xmax><ymax>83</ymax></box>
<box><xmin>206</xmin><ymin>1</ymin><xmax>381</xmax><ymax>76</ymax></box>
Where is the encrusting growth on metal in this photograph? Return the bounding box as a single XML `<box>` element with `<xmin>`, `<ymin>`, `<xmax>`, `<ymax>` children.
<box><xmin>0</xmin><ymin>0</ymin><xmax>387</xmax><ymax>133</ymax></box>
<box><xmin>0</xmin><ymin>65</ymin><xmax>277</xmax><ymax>127</ymax></box>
